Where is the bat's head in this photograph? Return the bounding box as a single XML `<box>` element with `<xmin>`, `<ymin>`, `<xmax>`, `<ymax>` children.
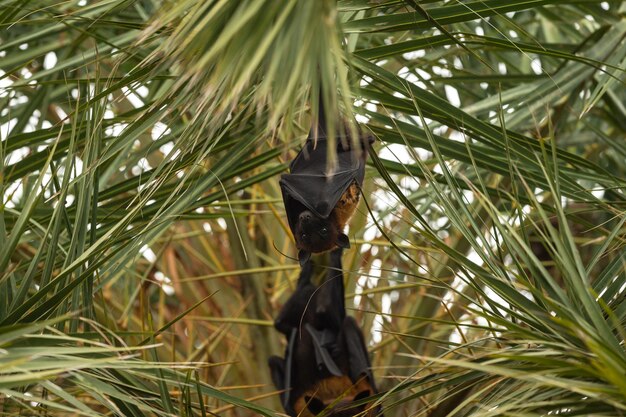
<box><xmin>304</xmin><ymin>390</ymin><xmax>374</xmax><ymax>416</ymax></box>
<box><xmin>295</xmin><ymin>210</ymin><xmax>350</xmax><ymax>265</ymax></box>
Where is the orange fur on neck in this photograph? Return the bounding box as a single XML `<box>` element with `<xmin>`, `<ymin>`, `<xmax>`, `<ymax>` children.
<box><xmin>294</xmin><ymin>375</ymin><xmax>375</xmax><ymax>417</ymax></box>
<box><xmin>333</xmin><ymin>181</ymin><xmax>361</xmax><ymax>229</ymax></box>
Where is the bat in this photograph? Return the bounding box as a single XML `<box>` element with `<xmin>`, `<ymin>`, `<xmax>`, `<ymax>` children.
<box><xmin>280</xmin><ymin>101</ymin><xmax>374</xmax><ymax>266</ymax></box>
<box><xmin>268</xmin><ymin>248</ymin><xmax>382</xmax><ymax>416</ymax></box>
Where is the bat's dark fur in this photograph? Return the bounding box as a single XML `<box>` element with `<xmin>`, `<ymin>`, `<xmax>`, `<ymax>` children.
<box><xmin>279</xmin><ymin>90</ymin><xmax>375</xmax><ymax>266</ymax></box>
<box><xmin>268</xmin><ymin>249</ymin><xmax>382</xmax><ymax>416</ymax></box>
<box><xmin>293</xmin><ymin>135</ymin><xmax>372</xmax><ymax>266</ymax></box>
<box><xmin>293</xmin><ymin>189</ymin><xmax>352</xmax><ymax>264</ymax></box>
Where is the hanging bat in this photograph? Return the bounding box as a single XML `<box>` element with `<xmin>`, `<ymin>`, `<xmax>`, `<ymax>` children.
<box><xmin>280</xmin><ymin>101</ymin><xmax>374</xmax><ymax>266</ymax></box>
<box><xmin>268</xmin><ymin>248</ymin><xmax>382</xmax><ymax>416</ymax></box>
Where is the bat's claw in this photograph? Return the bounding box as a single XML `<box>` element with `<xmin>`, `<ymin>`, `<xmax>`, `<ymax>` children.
<box><xmin>298</xmin><ymin>250</ymin><xmax>311</xmax><ymax>266</ymax></box>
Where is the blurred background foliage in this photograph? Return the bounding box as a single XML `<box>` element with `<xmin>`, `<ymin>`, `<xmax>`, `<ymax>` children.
<box><xmin>1</xmin><ymin>0</ymin><xmax>625</xmax><ymax>415</ymax></box>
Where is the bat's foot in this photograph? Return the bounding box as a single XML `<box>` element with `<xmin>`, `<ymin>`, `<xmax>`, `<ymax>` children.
<box><xmin>363</xmin><ymin>130</ymin><xmax>376</xmax><ymax>146</ymax></box>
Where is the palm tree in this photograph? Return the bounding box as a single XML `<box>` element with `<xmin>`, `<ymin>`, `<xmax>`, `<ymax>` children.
<box><xmin>1</xmin><ymin>0</ymin><xmax>625</xmax><ymax>415</ymax></box>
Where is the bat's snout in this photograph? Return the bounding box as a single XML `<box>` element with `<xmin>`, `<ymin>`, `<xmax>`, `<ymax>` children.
<box><xmin>299</xmin><ymin>211</ymin><xmax>313</xmax><ymax>223</ymax></box>
<box><xmin>295</xmin><ymin>210</ymin><xmax>337</xmax><ymax>254</ymax></box>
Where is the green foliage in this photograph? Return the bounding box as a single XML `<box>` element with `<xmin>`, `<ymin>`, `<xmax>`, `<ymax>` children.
<box><xmin>0</xmin><ymin>0</ymin><xmax>624</xmax><ymax>415</ymax></box>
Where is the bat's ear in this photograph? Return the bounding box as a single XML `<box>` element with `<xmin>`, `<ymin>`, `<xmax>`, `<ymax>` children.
<box><xmin>337</xmin><ymin>233</ymin><xmax>350</xmax><ymax>249</ymax></box>
<box><xmin>298</xmin><ymin>250</ymin><xmax>311</xmax><ymax>266</ymax></box>
<box><xmin>304</xmin><ymin>396</ymin><xmax>326</xmax><ymax>415</ymax></box>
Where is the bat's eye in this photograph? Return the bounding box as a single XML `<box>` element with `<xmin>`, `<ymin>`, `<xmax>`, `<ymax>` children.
<box><xmin>301</xmin><ymin>233</ymin><xmax>308</xmax><ymax>241</ymax></box>
<box><xmin>320</xmin><ymin>227</ymin><xmax>328</xmax><ymax>236</ymax></box>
